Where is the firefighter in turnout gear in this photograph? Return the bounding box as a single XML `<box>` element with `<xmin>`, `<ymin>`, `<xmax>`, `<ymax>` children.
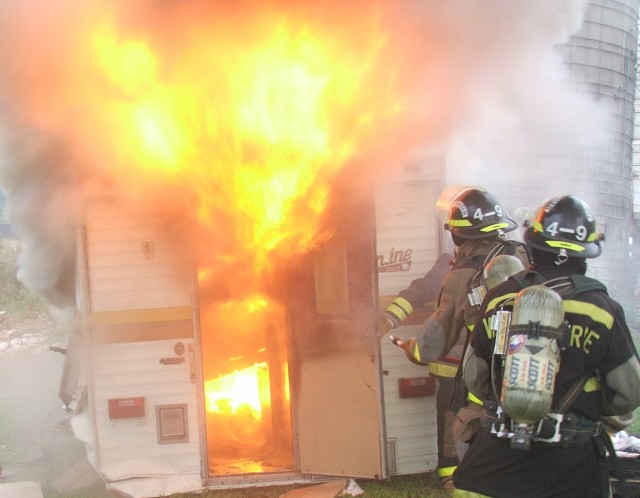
<box><xmin>383</xmin><ymin>186</ymin><xmax>529</xmax><ymax>492</ymax></box>
<box><xmin>453</xmin><ymin>195</ymin><xmax>640</xmax><ymax>498</ymax></box>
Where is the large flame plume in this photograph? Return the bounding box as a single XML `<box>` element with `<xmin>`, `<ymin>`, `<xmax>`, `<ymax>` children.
<box><xmin>0</xmin><ymin>0</ymin><xmax>590</xmax><ymax>305</ymax></box>
<box><xmin>1</xmin><ymin>0</ymin><xmax>431</xmax><ymax>299</ymax></box>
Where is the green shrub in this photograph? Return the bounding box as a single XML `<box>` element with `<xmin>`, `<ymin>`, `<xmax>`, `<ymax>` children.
<box><xmin>0</xmin><ymin>239</ymin><xmax>48</xmax><ymax>315</ymax></box>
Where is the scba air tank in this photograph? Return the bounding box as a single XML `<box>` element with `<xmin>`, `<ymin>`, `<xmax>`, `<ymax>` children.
<box><xmin>500</xmin><ymin>285</ymin><xmax>564</xmax><ymax>425</ymax></box>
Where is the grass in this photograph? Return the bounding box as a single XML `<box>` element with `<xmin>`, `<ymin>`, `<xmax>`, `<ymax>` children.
<box><xmin>195</xmin><ymin>474</ymin><xmax>449</xmax><ymax>498</ymax></box>
<box><xmin>42</xmin><ymin>473</ymin><xmax>449</xmax><ymax>498</ymax></box>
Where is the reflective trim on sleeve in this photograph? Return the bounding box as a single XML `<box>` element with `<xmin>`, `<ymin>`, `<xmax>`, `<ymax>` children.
<box><xmin>467</xmin><ymin>391</ymin><xmax>483</xmax><ymax>406</ymax></box>
<box><xmin>438</xmin><ymin>465</ymin><xmax>457</xmax><ymax>478</ymax></box>
<box><xmin>428</xmin><ymin>362</ymin><xmax>459</xmax><ymax>378</ymax></box>
<box><xmin>563</xmin><ymin>300</ymin><xmax>614</xmax><ymax>329</ymax></box>
<box><xmin>387</xmin><ymin>296</ymin><xmax>414</xmax><ymax>322</ymax></box>
<box><xmin>411</xmin><ymin>340</ymin><xmax>422</xmax><ymax>364</ymax></box>
<box><xmin>451</xmin><ymin>489</ymin><xmax>493</xmax><ymax>497</ymax></box>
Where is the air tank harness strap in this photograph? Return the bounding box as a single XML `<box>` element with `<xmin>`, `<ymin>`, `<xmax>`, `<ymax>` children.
<box><xmin>554</xmin><ymin>413</ymin><xmax>603</xmax><ymax>446</ymax></box>
<box><xmin>507</xmin><ymin>322</ymin><xmax>568</xmax><ymax>347</ymax></box>
<box><xmin>481</xmin><ymin>404</ymin><xmax>603</xmax><ymax>446</ymax></box>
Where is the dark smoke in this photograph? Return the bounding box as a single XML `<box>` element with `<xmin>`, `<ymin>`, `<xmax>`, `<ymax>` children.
<box><xmin>0</xmin><ymin>127</ymin><xmax>78</xmax><ymax>308</ymax></box>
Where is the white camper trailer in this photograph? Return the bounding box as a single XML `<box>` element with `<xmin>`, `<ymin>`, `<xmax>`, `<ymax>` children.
<box><xmin>62</xmin><ymin>161</ymin><xmax>445</xmax><ymax>497</ymax></box>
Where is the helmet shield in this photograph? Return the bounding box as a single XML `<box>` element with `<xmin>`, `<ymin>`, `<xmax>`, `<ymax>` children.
<box><xmin>523</xmin><ymin>195</ymin><xmax>602</xmax><ymax>258</ymax></box>
<box><xmin>444</xmin><ymin>187</ymin><xmax>517</xmax><ymax>239</ymax></box>
<box><xmin>436</xmin><ymin>184</ymin><xmax>472</xmax><ymax>223</ymax></box>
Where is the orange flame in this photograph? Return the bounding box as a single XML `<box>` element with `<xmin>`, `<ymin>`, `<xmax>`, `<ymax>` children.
<box><xmin>87</xmin><ymin>18</ymin><xmax>399</xmax><ymax>273</ymax></box>
<box><xmin>11</xmin><ymin>2</ymin><xmax>424</xmax><ymax>281</ymax></box>
<box><xmin>205</xmin><ymin>362</ymin><xmax>269</xmax><ymax>420</ymax></box>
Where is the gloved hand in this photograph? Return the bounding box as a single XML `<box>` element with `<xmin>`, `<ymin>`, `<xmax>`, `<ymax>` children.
<box><xmin>388</xmin><ymin>335</ymin><xmax>427</xmax><ymax>366</ymax></box>
<box><xmin>379</xmin><ymin>312</ymin><xmax>397</xmax><ymax>336</ymax></box>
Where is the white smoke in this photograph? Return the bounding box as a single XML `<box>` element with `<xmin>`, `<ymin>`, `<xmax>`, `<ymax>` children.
<box><xmin>0</xmin><ymin>0</ymin><xmax>620</xmax><ymax>306</ymax></box>
<box><xmin>420</xmin><ymin>0</ymin><xmax>617</xmax><ymax>214</ymax></box>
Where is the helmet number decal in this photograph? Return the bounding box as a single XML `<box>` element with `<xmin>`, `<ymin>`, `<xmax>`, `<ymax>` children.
<box><xmin>546</xmin><ymin>221</ymin><xmax>588</xmax><ymax>241</ymax></box>
<box><xmin>473</xmin><ymin>205</ymin><xmax>500</xmax><ymax>221</ymax></box>
<box><xmin>546</xmin><ymin>221</ymin><xmax>559</xmax><ymax>237</ymax></box>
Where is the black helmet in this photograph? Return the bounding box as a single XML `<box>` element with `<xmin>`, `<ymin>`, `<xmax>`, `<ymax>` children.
<box><xmin>523</xmin><ymin>195</ymin><xmax>602</xmax><ymax>259</ymax></box>
<box><xmin>444</xmin><ymin>187</ymin><xmax>517</xmax><ymax>239</ymax></box>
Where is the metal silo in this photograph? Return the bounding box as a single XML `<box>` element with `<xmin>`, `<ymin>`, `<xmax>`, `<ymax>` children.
<box><xmin>447</xmin><ymin>0</ymin><xmax>639</xmax><ymax>297</ymax></box>
<box><xmin>558</xmin><ymin>0</ymin><xmax>639</xmax><ymax>294</ymax></box>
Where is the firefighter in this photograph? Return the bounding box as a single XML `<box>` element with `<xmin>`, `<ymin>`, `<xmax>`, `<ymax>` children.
<box><xmin>383</xmin><ymin>186</ymin><xmax>528</xmax><ymax>492</ymax></box>
<box><xmin>453</xmin><ymin>195</ymin><xmax>640</xmax><ymax>498</ymax></box>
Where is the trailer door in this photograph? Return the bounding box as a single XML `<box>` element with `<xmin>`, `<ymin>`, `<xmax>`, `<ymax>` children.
<box><xmin>288</xmin><ymin>187</ymin><xmax>386</xmax><ymax>479</ymax></box>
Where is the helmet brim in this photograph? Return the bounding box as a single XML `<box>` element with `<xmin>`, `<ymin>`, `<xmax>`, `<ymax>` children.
<box><xmin>523</xmin><ymin>228</ymin><xmax>601</xmax><ymax>258</ymax></box>
<box><xmin>448</xmin><ymin>216</ymin><xmax>518</xmax><ymax>239</ymax></box>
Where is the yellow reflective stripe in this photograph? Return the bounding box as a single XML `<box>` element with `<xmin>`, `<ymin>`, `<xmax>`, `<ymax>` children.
<box><xmin>448</xmin><ymin>219</ymin><xmax>472</xmax><ymax>227</ymax></box>
<box><xmin>387</xmin><ymin>297</ymin><xmax>414</xmax><ymax>322</ymax></box>
<box><xmin>533</xmin><ymin>221</ymin><xmax>544</xmax><ymax>232</ymax></box>
<box><xmin>546</xmin><ymin>240</ymin><xmax>586</xmax><ymax>252</ymax></box>
<box><xmin>584</xmin><ymin>376</ymin><xmax>600</xmax><ymax>392</ymax></box>
<box><xmin>428</xmin><ymin>362</ymin><xmax>458</xmax><ymax>378</ymax></box>
<box><xmin>452</xmin><ymin>490</ymin><xmax>493</xmax><ymax>498</ymax></box>
<box><xmin>411</xmin><ymin>341</ymin><xmax>422</xmax><ymax>363</ymax></box>
<box><xmin>438</xmin><ymin>466</ymin><xmax>456</xmax><ymax>478</ymax></box>
<box><xmin>467</xmin><ymin>323</ymin><xmax>475</xmax><ymax>332</ymax></box>
<box><xmin>485</xmin><ymin>293</ymin><xmax>518</xmax><ymax>314</ymax></box>
<box><xmin>563</xmin><ymin>300</ymin><xmax>614</xmax><ymax>329</ymax></box>
<box><xmin>480</xmin><ymin>222</ymin><xmax>509</xmax><ymax>232</ymax></box>
<box><xmin>467</xmin><ymin>391</ymin><xmax>483</xmax><ymax>405</ymax></box>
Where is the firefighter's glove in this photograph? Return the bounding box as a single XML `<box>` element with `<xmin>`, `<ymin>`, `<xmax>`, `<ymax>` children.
<box><xmin>401</xmin><ymin>337</ymin><xmax>428</xmax><ymax>366</ymax></box>
<box><xmin>379</xmin><ymin>312</ymin><xmax>398</xmax><ymax>336</ymax></box>
<box><xmin>453</xmin><ymin>402</ymin><xmax>483</xmax><ymax>444</ymax></box>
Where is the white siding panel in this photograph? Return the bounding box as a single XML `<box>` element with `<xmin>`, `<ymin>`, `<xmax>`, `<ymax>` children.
<box><xmin>376</xmin><ymin>181</ymin><xmax>443</xmax><ymax>297</ymax></box>
<box><xmin>89</xmin><ymin>340</ymin><xmax>201</xmax><ymax>476</ymax></box>
<box><xmin>375</xmin><ymin>178</ymin><xmax>442</xmax><ymax>476</ymax></box>
<box><xmin>85</xmin><ymin>198</ymin><xmax>193</xmax><ymax>312</ymax></box>
<box><xmin>380</xmin><ymin>325</ymin><xmax>438</xmax><ymax>475</ymax></box>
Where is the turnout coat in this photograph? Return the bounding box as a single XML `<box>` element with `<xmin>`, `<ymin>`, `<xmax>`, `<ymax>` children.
<box><xmin>454</xmin><ymin>263</ymin><xmax>640</xmax><ymax>498</ymax></box>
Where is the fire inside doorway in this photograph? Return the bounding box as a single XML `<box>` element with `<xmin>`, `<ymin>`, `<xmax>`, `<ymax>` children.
<box><xmin>199</xmin><ymin>297</ymin><xmax>294</xmax><ymax>476</ymax></box>
<box><xmin>196</xmin><ymin>187</ymin><xmax>386</xmax><ymax>482</ymax></box>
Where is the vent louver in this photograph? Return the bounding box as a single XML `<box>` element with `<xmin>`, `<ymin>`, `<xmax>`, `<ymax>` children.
<box><xmin>386</xmin><ymin>438</ymin><xmax>398</xmax><ymax>474</ymax></box>
<box><xmin>156</xmin><ymin>404</ymin><xmax>188</xmax><ymax>444</ymax></box>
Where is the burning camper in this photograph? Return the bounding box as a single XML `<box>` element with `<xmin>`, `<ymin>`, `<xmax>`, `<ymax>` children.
<box><xmin>58</xmin><ymin>162</ymin><xmax>447</xmax><ymax>496</ymax></box>
<box><xmin>0</xmin><ymin>1</ymin><xmax>454</xmax><ymax>495</ymax></box>
<box><xmin>63</xmin><ymin>186</ymin><xmax>387</xmax><ymax>496</ymax></box>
